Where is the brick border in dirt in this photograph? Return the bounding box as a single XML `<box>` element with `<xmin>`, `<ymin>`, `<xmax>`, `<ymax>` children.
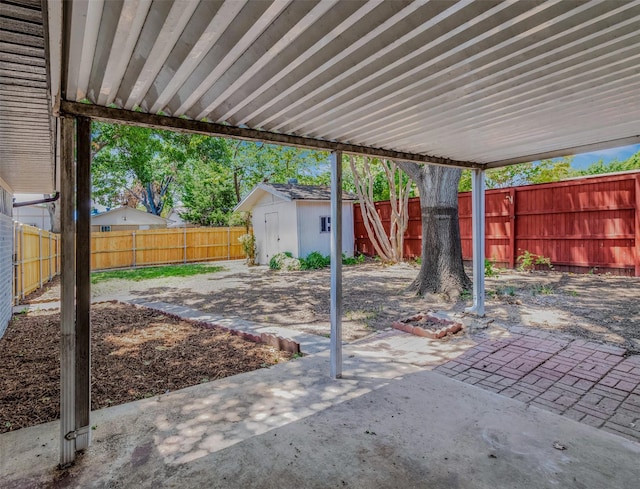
<box><xmin>113</xmin><ymin>301</ymin><xmax>302</xmax><ymax>355</ymax></box>
<box><xmin>213</xmin><ymin>326</ymin><xmax>301</xmax><ymax>355</ymax></box>
<box><xmin>392</xmin><ymin>313</ymin><xmax>463</xmax><ymax>339</ymax></box>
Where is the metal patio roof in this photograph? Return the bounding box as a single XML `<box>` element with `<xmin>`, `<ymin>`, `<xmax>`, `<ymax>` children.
<box><xmin>4</xmin><ymin>0</ymin><xmax>640</xmax><ymax>193</ymax></box>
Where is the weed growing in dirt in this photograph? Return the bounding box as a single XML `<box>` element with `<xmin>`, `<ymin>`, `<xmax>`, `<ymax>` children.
<box><xmin>531</xmin><ymin>284</ymin><xmax>554</xmax><ymax>296</ymax></box>
<box><xmin>517</xmin><ymin>250</ymin><xmax>553</xmax><ymax>272</ymax></box>
<box><xmin>485</xmin><ymin>258</ymin><xmax>499</xmax><ymax>277</ymax></box>
<box><xmin>342</xmin><ymin>253</ymin><xmax>366</xmax><ymax>266</ymax></box>
<box><xmin>91</xmin><ymin>264</ymin><xmax>225</xmax><ymax>284</ymax></box>
<box><xmin>345</xmin><ymin>307</ymin><xmax>381</xmax><ymax>327</ymax></box>
<box><xmin>460</xmin><ymin>289</ymin><xmax>472</xmax><ymax>300</ymax></box>
<box><xmin>496</xmin><ymin>285</ymin><xmax>516</xmax><ymax>296</ymax></box>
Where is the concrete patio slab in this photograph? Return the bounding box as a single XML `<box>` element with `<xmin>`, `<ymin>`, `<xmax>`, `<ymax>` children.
<box><xmin>1</xmin><ymin>344</ymin><xmax>638</xmax><ymax>489</ymax></box>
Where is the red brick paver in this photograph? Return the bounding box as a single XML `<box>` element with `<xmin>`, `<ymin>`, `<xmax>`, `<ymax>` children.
<box><xmin>434</xmin><ymin>331</ymin><xmax>640</xmax><ymax>444</ymax></box>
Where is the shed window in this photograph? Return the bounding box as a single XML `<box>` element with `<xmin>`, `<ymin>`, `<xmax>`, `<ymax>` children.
<box><xmin>100</xmin><ymin>225</ymin><xmax>111</xmax><ymax>232</ymax></box>
<box><xmin>320</xmin><ymin>216</ymin><xmax>331</xmax><ymax>233</ymax></box>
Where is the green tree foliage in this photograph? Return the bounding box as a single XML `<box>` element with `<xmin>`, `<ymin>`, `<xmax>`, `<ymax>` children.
<box><xmin>230</xmin><ymin>141</ymin><xmax>330</xmax><ymax>200</ymax></box>
<box><xmin>92</xmin><ymin>123</ymin><xmax>182</xmax><ymax>215</ymax></box>
<box><xmin>458</xmin><ymin>150</ymin><xmax>640</xmax><ymax>192</ymax></box>
<box><xmin>173</xmin><ymin>134</ymin><xmax>236</xmax><ymax>226</ymax></box>
<box><xmin>572</xmin><ymin>150</ymin><xmax>640</xmax><ymax>176</ymax></box>
<box><xmin>91</xmin><ymin>122</ymin><xmax>333</xmax><ymax>224</ymax></box>
<box><xmin>458</xmin><ymin>157</ymin><xmax>573</xmax><ymax>192</ymax></box>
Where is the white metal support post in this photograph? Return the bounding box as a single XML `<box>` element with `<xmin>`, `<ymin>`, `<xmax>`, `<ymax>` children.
<box><xmin>465</xmin><ymin>168</ymin><xmax>486</xmax><ymax>317</ymax></box>
<box><xmin>330</xmin><ymin>151</ymin><xmax>343</xmax><ymax>379</ymax></box>
<box><xmin>75</xmin><ymin>116</ymin><xmax>92</xmax><ymax>451</ymax></box>
<box><xmin>59</xmin><ymin>116</ymin><xmax>76</xmax><ymax>466</ymax></box>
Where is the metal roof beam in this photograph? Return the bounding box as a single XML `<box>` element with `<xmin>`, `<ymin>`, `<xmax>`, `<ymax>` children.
<box><xmin>59</xmin><ymin>100</ymin><xmax>484</xmax><ymax>169</ymax></box>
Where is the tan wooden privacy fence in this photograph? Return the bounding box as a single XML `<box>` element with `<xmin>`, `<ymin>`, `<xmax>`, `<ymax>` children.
<box><xmin>14</xmin><ymin>223</ymin><xmax>61</xmax><ymax>301</ymax></box>
<box><xmin>91</xmin><ymin>227</ymin><xmax>247</xmax><ymax>270</ymax></box>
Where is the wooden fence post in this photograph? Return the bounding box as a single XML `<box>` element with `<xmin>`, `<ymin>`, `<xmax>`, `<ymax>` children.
<box><xmin>38</xmin><ymin>229</ymin><xmax>43</xmax><ymax>288</ymax></box>
<box><xmin>227</xmin><ymin>227</ymin><xmax>231</xmax><ymax>259</ymax></box>
<box><xmin>509</xmin><ymin>187</ymin><xmax>516</xmax><ymax>269</ymax></box>
<box><xmin>49</xmin><ymin>232</ymin><xmax>53</xmax><ymax>281</ymax></box>
<box><xmin>183</xmin><ymin>227</ymin><xmax>187</xmax><ymax>263</ymax></box>
<box><xmin>20</xmin><ymin>224</ymin><xmax>24</xmax><ymax>301</ymax></box>
<box><xmin>13</xmin><ymin>222</ymin><xmax>18</xmax><ymax>304</ymax></box>
<box><xmin>132</xmin><ymin>232</ymin><xmax>136</xmax><ymax>268</ymax></box>
<box><xmin>635</xmin><ymin>174</ymin><xmax>640</xmax><ymax>277</ymax></box>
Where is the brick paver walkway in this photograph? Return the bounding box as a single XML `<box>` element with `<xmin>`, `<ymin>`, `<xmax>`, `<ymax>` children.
<box><xmin>434</xmin><ymin>328</ymin><xmax>640</xmax><ymax>443</ymax></box>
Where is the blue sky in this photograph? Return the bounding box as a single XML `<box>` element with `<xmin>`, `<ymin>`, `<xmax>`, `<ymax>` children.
<box><xmin>565</xmin><ymin>143</ymin><xmax>640</xmax><ymax>170</ymax></box>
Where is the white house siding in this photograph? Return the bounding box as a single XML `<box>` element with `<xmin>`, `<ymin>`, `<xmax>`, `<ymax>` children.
<box><xmin>0</xmin><ymin>184</ymin><xmax>13</xmax><ymax>336</ymax></box>
<box><xmin>251</xmin><ymin>193</ymin><xmax>298</xmax><ymax>264</ymax></box>
<box><xmin>13</xmin><ymin>204</ymin><xmax>51</xmax><ymax>231</ymax></box>
<box><xmin>91</xmin><ymin>207</ymin><xmax>168</xmax><ymax>231</ymax></box>
<box><xmin>296</xmin><ymin>201</ymin><xmax>354</xmax><ymax>259</ymax></box>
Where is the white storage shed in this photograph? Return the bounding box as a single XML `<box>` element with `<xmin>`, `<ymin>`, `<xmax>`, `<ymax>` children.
<box><xmin>235</xmin><ymin>183</ymin><xmax>356</xmax><ymax>265</ymax></box>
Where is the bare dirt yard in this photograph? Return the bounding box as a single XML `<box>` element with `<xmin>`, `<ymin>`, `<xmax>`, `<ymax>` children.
<box><xmin>102</xmin><ymin>262</ymin><xmax>640</xmax><ymax>348</ymax></box>
<box><xmin>27</xmin><ymin>260</ymin><xmax>640</xmax><ymax>350</ymax></box>
<box><xmin>0</xmin><ymin>302</ymin><xmax>289</xmax><ymax>434</ymax></box>
<box><xmin>5</xmin><ymin>260</ymin><xmax>639</xmax><ymax>433</ymax></box>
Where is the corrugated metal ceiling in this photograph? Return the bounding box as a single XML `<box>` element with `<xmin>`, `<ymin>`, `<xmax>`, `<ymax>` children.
<box><xmin>58</xmin><ymin>0</ymin><xmax>640</xmax><ymax>169</ymax></box>
<box><xmin>0</xmin><ymin>0</ymin><xmax>55</xmax><ymax>193</ymax></box>
<box><xmin>3</xmin><ymin>0</ymin><xmax>640</xmax><ymax>194</ymax></box>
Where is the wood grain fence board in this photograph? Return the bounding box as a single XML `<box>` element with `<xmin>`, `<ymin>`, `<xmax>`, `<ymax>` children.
<box><xmin>13</xmin><ymin>226</ymin><xmax>249</xmax><ymax>300</ymax></box>
<box><xmin>13</xmin><ymin>223</ymin><xmax>60</xmax><ymax>300</ymax></box>
<box><xmin>354</xmin><ymin>171</ymin><xmax>640</xmax><ymax>275</ymax></box>
<box><xmin>90</xmin><ymin>227</ymin><xmax>248</xmax><ymax>270</ymax></box>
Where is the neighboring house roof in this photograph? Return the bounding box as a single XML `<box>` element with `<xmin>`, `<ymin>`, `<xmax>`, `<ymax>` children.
<box><xmin>90</xmin><ymin>206</ymin><xmax>168</xmax><ymax>225</ymax></box>
<box><xmin>235</xmin><ymin>183</ymin><xmax>356</xmax><ymax>212</ymax></box>
<box><xmin>166</xmin><ymin>206</ymin><xmax>188</xmax><ymax>227</ymax></box>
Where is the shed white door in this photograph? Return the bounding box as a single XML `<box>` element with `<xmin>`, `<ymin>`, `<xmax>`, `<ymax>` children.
<box><xmin>264</xmin><ymin>212</ymin><xmax>279</xmax><ymax>260</ymax></box>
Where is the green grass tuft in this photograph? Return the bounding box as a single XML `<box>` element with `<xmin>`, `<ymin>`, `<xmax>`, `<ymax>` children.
<box><xmin>91</xmin><ymin>264</ymin><xmax>225</xmax><ymax>284</ymax></box>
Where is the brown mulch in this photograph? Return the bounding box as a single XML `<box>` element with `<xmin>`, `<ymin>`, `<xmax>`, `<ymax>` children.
<box><xmin>0</xmin><ymin>302</ymin><xmax>290</xmax><ymax>433</ymax></box>
<box><xmin>20</xmin><ymin>275</ymin><xmax>61</xmax><ymax>304</ymax></box>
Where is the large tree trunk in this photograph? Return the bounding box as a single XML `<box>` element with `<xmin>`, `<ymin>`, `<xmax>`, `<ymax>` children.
<box><xmin>397</xmin><ymin>162</ymin><xmax>471</xmax><ymax>296</ymax></box>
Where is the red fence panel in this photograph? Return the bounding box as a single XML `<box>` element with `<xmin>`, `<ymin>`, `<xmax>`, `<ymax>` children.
<box><xmin>354</xmin><ymin>171</ymin><xmax>640</xmax><ymax>276</ymax></box>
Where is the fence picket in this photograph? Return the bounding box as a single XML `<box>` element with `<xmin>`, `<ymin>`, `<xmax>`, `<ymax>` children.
<box><xmin>355</xmin><ymin>171</ymin><xmax>640</xmax><ymax>276</ymax></box>
<box><xmin>13</xmin><ymin>225</ymin><xmax>247</xmax><ymax>302</ymax></box>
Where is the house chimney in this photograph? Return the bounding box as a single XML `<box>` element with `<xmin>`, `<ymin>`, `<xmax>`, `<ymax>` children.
<box><xmin>287</xmin><ymin>178</ymin><xmax>298</xmax><ymax>185</ymax></box>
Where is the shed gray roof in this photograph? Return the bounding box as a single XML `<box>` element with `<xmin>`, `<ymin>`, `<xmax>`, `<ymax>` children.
<box><xmin>234</xmin><ymin>183</ymin><xmax>356</xmax><ymax>213</ymax></box>
<box><xmin>266</xmin><ymin>183</ymin><xmax>356</xmax><ymax>201</ymax></box>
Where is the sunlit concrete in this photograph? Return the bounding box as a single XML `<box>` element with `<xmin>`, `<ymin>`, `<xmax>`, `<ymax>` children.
<box><xmin>2</xmin><ymin>340</ymin><xmax>638</xmax><ymax>489</ymax></box>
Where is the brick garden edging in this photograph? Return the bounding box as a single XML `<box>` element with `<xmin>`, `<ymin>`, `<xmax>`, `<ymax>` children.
<box><xmin>214</xmin><ymin>326</ymin><xmax>301</xmax><ymax>355</ymax></box>
<box><xmin>392</xmin><ymin>313</ymin><xmax>463</xmax><ymax>339</ymax></box>
<box><xmin>126</xmin><ymin>301</ymin><xmax>302</xmax><ymax>355</ymax></box>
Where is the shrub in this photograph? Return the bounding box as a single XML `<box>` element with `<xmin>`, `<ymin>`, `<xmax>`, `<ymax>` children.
<box><xmin>269</xmin><ymin>252</ymin><xmax>299</xmax><ymax>270</ymax></box>
<box><xmin>301</xmin><ymin>251</ymin><xmax>330</xmax><ymax>270</ymax></box>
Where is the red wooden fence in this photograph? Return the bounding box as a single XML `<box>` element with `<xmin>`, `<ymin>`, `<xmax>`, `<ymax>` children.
<box><xmin>354</xmin><ymin>171</ymin><xmax>640</xmax><ymax>276</ymax></box>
